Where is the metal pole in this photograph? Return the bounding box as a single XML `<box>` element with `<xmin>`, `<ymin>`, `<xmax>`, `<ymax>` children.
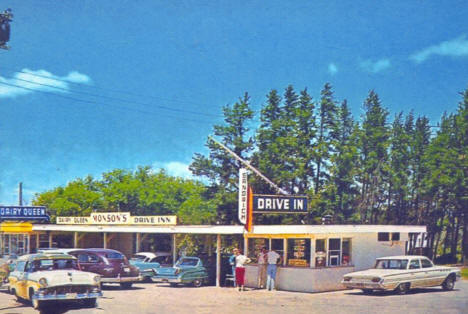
<box><xmin>19</xmin><ymin>182</ymin><xmax>22</xmax><ymax>206</ymax></box>
<box><xmin>208</xmin><ymin>136</ymin><xmax>288</xmax><ymax>195</ymax></box>
<box><xmin>136</xmin><ymin>233</ymin><xmax>141</xmax><ymax>253</ymax></box>
<box><xmin>172</xmin><ymin>234</ymin><xmax>177</xmax><ymax>266</ymax></box>
<box><xmin>103</xmin><ymin>233</ymin><xmax>107</xmax><ymax>249</ymax></box>
<box><xmin>216</xmin><ymin>234</ymin><xmax>221</xmax><ymax>287</ymax></box>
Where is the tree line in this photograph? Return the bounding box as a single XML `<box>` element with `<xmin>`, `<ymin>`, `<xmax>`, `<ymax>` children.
<box><xmin>190</xmin><ymin>84</ymin><xmax>468</xmax><ymax>264</ymax></box>
<box><xmin>33</xmin><ymin>83</ymin><xmax>468</xmax><ymax>264</ymax></box>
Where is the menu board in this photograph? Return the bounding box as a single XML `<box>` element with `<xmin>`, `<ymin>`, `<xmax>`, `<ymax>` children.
<box><xmin>288</xmin><ymin>239</ymin><xmax>309</xmax><ymax>267</ymax></box>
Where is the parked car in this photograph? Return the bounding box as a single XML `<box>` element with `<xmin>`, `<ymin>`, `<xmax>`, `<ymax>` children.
<box><xmin>8</xmin><ymin>253</ymin><xmax>102</xmax><ymax>309</ymax></box>
<box><xmin>129</xmin><ymin>252</ymin><xmax>172</xmax><ymax>282</ymax></box>
<box><xmin>39</xmin><ymin>248</ymin><xmax>141</xmax><ymax>289</ymax></box>
<box><xmin>341</xmin><ymin>255</ymin><xmax>461</xmax><ymax>294</ymax></box>
<box><xmin>152</xmin><ymin>256</ymin><xmax>209</xmax><ymax>287</ymax></box>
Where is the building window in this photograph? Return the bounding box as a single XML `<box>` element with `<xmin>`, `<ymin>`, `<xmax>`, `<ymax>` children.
<box><xmin>342</xmin><ymin>238</ymin><xmax>352</xmax><ymax>265</ymax></box>
<box><xmin>328</xmin><ymin>238</ymin><xmax>341</xmax><ymax>266</ymax></box>
<box><xmin>248</xmin><ymin>238</ymin><xmax>268</xmax><ymax>262</ymax></box>
<box><xmin>287</xmin><ymin>239</ymin><xmax>310</xmax><ymax>267</ymax></box>
<box><xmin>378</xmin><ymin>232</ymin><xmax>390</xmax><ymax>241</ymax></box>
<box><xmin>271</xmin><ymin>239</ymin><xmax>284</xmax><ymax>257</ymax></box>
<box><xmin>391</xmin><ymin>233</ymin><xmax>400</xmax><ymax>241</ymax></box>
<box><xmin>315</xmin><ymin>239</ymin><xmax>326</xmax><ymax>267</ymax></box>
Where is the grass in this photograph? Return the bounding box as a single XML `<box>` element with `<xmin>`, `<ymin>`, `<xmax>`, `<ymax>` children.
<box><xmin>461</xmin><ymin>268</ymin><xmax>468</xmax><ymax>280</ymax></box>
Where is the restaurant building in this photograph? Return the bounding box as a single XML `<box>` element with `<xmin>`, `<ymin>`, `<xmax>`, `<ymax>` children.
<box><xmin>1</xmin><ymin>210</ymin><xmax>426</xmax><ymax>293</ymax></box>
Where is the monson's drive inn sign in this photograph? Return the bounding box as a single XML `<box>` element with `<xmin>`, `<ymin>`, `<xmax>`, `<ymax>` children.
<box><xmin>57</xmin><ymin>212</ymin><xmax>177</xmax><ymax>225</ymax></box>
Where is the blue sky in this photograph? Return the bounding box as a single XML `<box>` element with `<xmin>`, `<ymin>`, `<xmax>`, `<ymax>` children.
<box><xmin>0</xmin><ymin>1</ymin><xmax>467</xmax><ymax>204</ymax></box>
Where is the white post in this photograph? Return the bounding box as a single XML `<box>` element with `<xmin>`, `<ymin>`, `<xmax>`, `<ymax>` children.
<box><xmin>243</xmin><ymin>236</ymin><xmax>248</xmax><ymax>256</ymax></box>
<box><xmin>310</xmin><ymin>237</ymin><xmax>315</xmax><ymax>268</ymax></box>
<box><xmin>283</xmin><ymin>238</ymin><xmax>287</xmax><ymax>266</ymax></box>
<box><xmin>136</xmin><ymin>233</ymin><xmax>141</xmax><ymax>253</ymax></box>
<box><xmin>216</xmin><ymin>234</ymin><xmax>221</xmax><ymax>287</ymax></box>
<box><xmin>172</xmin><ymin>234</ymin><xmax>177</xmax><ymax>265</ymax></box>
<box><xmin>103</xmin><ymin>233</ymin><xmax>107</xmax><ymax>249</ymax></box>
<box><xmin>36</xmin><ymin>233</ymin><xmax>40</xmax><ymax>250</ymax></box>
<box><xmin>48</xmin><ymin>232</ymin><xmax>53</xmax><ymax>248</ymax></box>
<box><xmin>74</xmin><ymin>232</ymin><xmax>78</xmax><ymax>248</ymax></box>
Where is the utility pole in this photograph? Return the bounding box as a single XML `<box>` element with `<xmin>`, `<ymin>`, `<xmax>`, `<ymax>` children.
<box><xmin>18</xmin><ymin>182</ymin><xmax>22</xmax><ymax>206</ymax></box>
<box><xmin>208</xmin><ymin>136</ymin><xmax>288</xmax><ymax>195</ymax></box>
<box><xmin>0</xmin><ymin>8</ymin><xmax>12</xmax><ymax>50</ymax></box>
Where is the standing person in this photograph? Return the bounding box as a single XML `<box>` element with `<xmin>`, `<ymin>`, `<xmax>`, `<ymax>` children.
<box><xmin>234</xmin><ymin>249</ymin><xmax>250</xmax><ymax>291</ymax></box>
<box><xmin>256</xmin><ymin>247</ymin><xmax>267</xmax><ymax>288</ymax></box>
<box><xmin>266</xmin><ymin>248</ymin><xmax>281</xmax><ymax>291</ymax></box>
<box><xmin>229</xmin><ymin>248</ymin><xmax>238</xmax><ymax>284</ymax></box>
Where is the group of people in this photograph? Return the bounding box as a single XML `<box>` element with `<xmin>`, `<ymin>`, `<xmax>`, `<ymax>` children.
<box><xmin>229</xmin><ymin>247</ymin><xmax>281</xmax><ymax>291</ymax></box>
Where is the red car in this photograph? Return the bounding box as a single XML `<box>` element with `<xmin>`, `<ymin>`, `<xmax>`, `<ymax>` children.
<box><xmin>40</xmin><ymin>248</ymin><xmax>141</xmax><ymax>289</ymax></box>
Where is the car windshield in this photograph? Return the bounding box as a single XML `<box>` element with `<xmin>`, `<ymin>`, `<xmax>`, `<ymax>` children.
<box><xmin>105</xmin><ymin>252</ymin><xmax>125</xmax><ymax>260</ymax></box>
<box><xmin>31</xmin><ymin>259</ymin><xmax>79</xmax><ymax>272</ymax></box>
<box><xmin>375</xmin><ymin>259</ymin><xmax>408</xmax><ymax>270</ymax></box>
<box><xmin>130</xmin><ymin>255</ymin><xmax>146</xmax><ymax>262</ymax></box>
<box><xmin>177</xmin><ymin>258</ymin><xmax>198</xmax><ymax>267</ymax></box>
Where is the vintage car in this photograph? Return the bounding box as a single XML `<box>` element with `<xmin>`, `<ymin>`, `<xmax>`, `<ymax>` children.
<box><xmin>8</xmin><ymin>253</ymin><xmax>102</xmax><ymax>309</ymax></box>
<box><xmin>342</xmin><ymin>255</ymin><xmax>461</xmax><ymax>294</ymax></box>
<box><xmin>152</xmin><ymin>256</ymin><xmax>208</xmax><ymax>287</ymax></box>
<box><xmin>129</xmin><ymin>252</ymin><xmax>172</xmax><ymax>282</ymax></box>
<box><xmin>39</xmin><ymin>248</ymin><xmax>141</xmax><ymax>288</ymax></box>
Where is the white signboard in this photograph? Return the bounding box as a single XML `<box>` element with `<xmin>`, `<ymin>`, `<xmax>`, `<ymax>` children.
<box><xmin>238</xmin><ymin>168</ymin><xmax>248</xmax><ymax>224</ymax></box>
<box><xmin>57</xmin><ymin>213</ymin><xmax>177</xmax><ymax>225</ymax></box>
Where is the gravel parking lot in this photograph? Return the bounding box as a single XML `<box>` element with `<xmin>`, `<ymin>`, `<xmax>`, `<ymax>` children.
<box><xmin>1</xmin><ymin>280</ymin><xmax>467</xmax><ymax>314</ymax></box>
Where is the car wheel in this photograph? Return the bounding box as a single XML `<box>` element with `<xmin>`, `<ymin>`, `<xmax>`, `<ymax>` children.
<box><xmin>193</xmin><ymin>279</ymin><xmax>202</xmax><ymax>288</ymax></box>
<box><xmin>396</xmin><ymin>283</ymin><xmax>410</xmax><ymax>295</ymax></box>
<box><xmin>361</xmin><ymin>289</ymin><xmax>373</xmax><ymax>295</ymax></box>
<box><xmin>169</xmin><ymin>283</ymin><xmax>178</xmax><ymax>287</ymax></box>
<box><xmin>83</xmin><ymin>298</ymin><xmax>97</xmax><ymax>308</ymax></box>
<box><xmin>143</xmin><ymin>276</ymin><xmax>152</xmax><ymax>283</ymax></box>
<box><xmin>442</xmin><ymin>276</ymin><xmax>455</xmax><ymax>291</ymax></box>
<box><xmin>120</xmin><ymin>282</ymin><xmax>133</xmax><ymax>289</ymax></box>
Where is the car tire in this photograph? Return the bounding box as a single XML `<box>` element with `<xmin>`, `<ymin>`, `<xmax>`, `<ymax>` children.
<box><xmin>120</xmin><ymin>282</ymin><xmax>133</xmax><ymax>289</ymax></box>
<box><xmin>83</xmin><ymin>298</ymin><xmax>97</xmax><ymax>308</ymax></box>
<box><xmin>143</xmin><ymin>276</ymin><xmax>152</xmax><ymax>283</ymax></box>
<box><xmin>193</xmin><ymin>279</ymin><xmax>202</xmax><ymax>288</ymax></box>
<box><xmin>361</xmin><ymin>289</ymin><xmax>373</xmax><ymax>295</ymax></box>
<box><xmin>442</xmin><ymin>276</ymin><xmax>455</xmax><ymax>291</ymax></box>
<box><xmin>396</xmin><ymin>283</ymin><xmax>410</xmax><ymax>295</ymax></box>
<box><xmin>169</xmin><ymin>283</ymin><xmax>178</xmax><ymax>287</ymax></box>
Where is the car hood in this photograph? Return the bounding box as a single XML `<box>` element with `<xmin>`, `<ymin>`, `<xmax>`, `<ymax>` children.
<box><xmin>344</xmin><ymin>269</ymin><xmax>404</xmax><ymax>278</ymax></box>
<box><xmin>29</xmin><ymin>270</ymin><xmax>98</xmax><ymax>286</ymax></box>
<box><xmin>129</xmin><ymin>260</ymin><xmax>160</xmax><ymax>269</ymax></box>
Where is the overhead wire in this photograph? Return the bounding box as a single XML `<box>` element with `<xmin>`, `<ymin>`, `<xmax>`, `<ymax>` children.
<box><xmin>0</xmin><ymin>80</ymin><xmax>216</xmax><ymax>124</ymax></box>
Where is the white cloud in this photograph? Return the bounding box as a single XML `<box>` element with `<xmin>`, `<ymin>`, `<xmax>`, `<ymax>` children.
<box><xmin>360</xmin><ymin>58</ymin><xmax>391</xmax><ymax>73</ymax></box>
<box><xmin>0</xmin><ymin>68</ymin><xmax>92</xmax><ymax>98</ymax></box>
<box><xmin>152</xmin><ymin>161</ymin><xmax>193</xmax><ymax>179</ymax></box>
<box><xmin>410</xmin><ymin>35</ymin><xmax>468</xmax><ymax>63</ymax></box>
<box><xmin>328</xmin><ymin>63</ymin><xmax>338</xmax><ymax>75</ymax></box>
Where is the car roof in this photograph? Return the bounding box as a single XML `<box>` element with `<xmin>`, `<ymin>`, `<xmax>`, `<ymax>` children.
<box><xmin>18</xmin><ymin>253</ymin><xmax>76</xmax><ymax>261</ymax></box>
<box><xmin>134</xmin><ymin>252</ymin><xmax>171</xmax><ymax>258</ymax></box>
<box><xmin>377</xmin><ymin>255</ymin><xmax>429</xmax><ymax>260</ymax></box>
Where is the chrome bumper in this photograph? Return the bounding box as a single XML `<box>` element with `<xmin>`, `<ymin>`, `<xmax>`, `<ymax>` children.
<box><xmin>33</xmin><ymin>291</ymin><xmax>102</xmax><ymax>301</ymax></box>
<box><xmin>342</xmin><ymin>281</ymin><xmax>386</xmax><ymax>290</ymax></box>
<box><xmin>153</xmin><ymin>277</ymin><xmax>182</xmax><ymax>283</ymax></box>
<box><xmin>101</xmin><ymin>276</ymin><xmax>142</xmax><ymax>283</ymax></box>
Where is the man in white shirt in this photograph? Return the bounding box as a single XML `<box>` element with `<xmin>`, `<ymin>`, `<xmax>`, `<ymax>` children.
<box><xmin>266</xmin><ymin>249</ymin><xmax>281</xmax><ymax>291</ymax></box>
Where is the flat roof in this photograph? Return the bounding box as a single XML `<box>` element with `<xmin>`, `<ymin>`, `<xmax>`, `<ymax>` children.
<box><xmin>31</xmin><ymin>224</ymin><xmax>426</xmax><ymax>235</ymax></box>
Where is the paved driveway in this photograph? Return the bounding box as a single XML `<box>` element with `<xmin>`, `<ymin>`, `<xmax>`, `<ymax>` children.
<box><xmin>1</xmin><ymin>280</ymin><xmax>467</xmax><ymax>314</ymax></box>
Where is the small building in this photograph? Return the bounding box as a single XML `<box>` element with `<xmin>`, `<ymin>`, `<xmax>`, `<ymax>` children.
<box><xmin>1</xmin><ymin>213</ymin><xmax>426</xmax><ymax>293</ymax></box>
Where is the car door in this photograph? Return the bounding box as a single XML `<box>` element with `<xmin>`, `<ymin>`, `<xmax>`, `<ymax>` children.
<box><xmin>421</xmin><ymin>258</ymin><xmax>447</xmax><ymax>286</ymax></box>
<box><xmin>407</xmin><ymin>258</ymin><xmax>423</xmax><ymax>288</ymax></box>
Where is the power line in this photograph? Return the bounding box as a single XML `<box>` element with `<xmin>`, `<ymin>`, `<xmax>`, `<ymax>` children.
<box><xmin>2</xmin><ymin>66</ymin><xmax>220</xmax><ymax>111</ymax></box>
<box><xmin>0</xmin><ymin>81</ymin><xmax>216</xmax><ymax>124</ymax></box>
<box><xmin>10</xmin><ymin>76</ymin><xmax>222</xmax><ymax>118</ymax></box>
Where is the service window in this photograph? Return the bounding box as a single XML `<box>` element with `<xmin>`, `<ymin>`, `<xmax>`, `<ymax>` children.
<box><xmin>248</xmin><ymin>238</ymin><xmax>268</xmax><ymax>262</ymax></box>
<box><xmin>287</xmin><ymin>239</ymin><xmax>310</xmax><ymax>267</ymax></box>
<box><xmin>342</xmin><ymin>238</ymin><xmax>352</xmax><ymax>265</ymax></box>
<box><xmin>315</xmin><ymin>239</ymin><xmax>326</xmax><ymax>267</ymax></box>
<box><xmin>378</xmin><ymin>233</ymin><xmax>390</xmax><ymax>241</ymax></box>
<box><xmin>391</xmin><ymin>233</ymin><xmax>400</xmax><ymax>241</ymax></box>
<box><xmin>328</xmin><ymin>238</ymin><xmax>341</xmax><ymax>266</ymax></box>
<box><xmin>271</xmin><ymin>239</ymin><xmax>284</xmax><ymax>257</ymax></box>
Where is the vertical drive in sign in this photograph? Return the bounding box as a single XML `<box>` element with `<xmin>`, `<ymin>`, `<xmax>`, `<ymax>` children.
<box><xmin>238</xmin><ymin>168</ymin><xmax>248</xmax><ymax>225</ymax></box>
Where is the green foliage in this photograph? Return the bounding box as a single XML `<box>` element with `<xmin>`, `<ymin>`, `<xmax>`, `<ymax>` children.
<box><xmin>33</xmin><ymin>167</ymin><xmax>217</xmax><ymax>224</ymax></box>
